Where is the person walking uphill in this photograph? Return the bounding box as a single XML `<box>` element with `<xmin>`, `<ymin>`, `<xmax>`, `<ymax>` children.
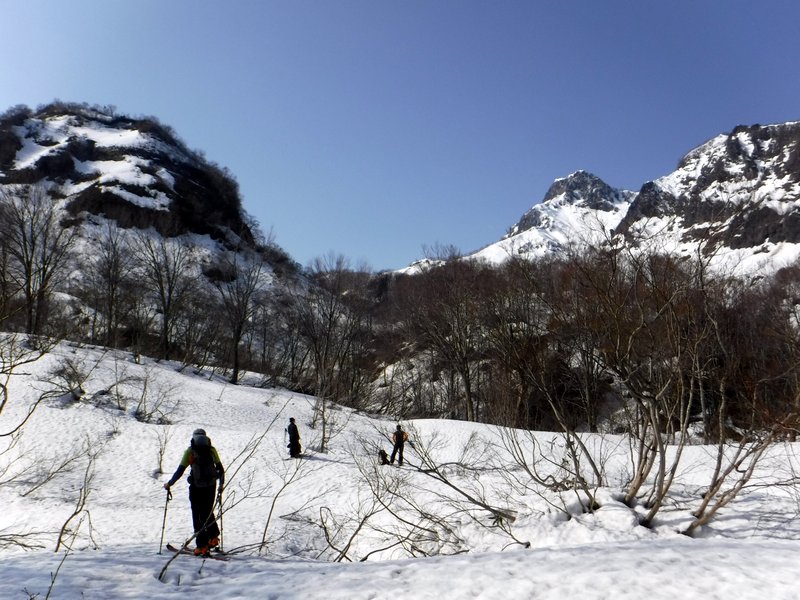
<box><xmin>164</xmin><ymin>429</ymin><xmax>225</xmax><ymax>556</ymax></box>
<box><xmin>390</xmin><ymin>424</ymin><xmax>408</xmax><ymax>466</ymax></box>
<box><xmin>287</xmin><ymin>417</ymin><xmax>302</xmax><ymax>458</ymax></box>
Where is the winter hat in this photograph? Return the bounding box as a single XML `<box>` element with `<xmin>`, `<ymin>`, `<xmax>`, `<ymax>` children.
<box><xmin>192</xmin><ymin>429</ymin><xmax>210</xmax><ymax>447</ymax></box>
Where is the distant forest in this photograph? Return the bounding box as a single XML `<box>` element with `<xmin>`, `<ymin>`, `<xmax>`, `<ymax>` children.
<box><xmin>1</xmin><ymin>180</ymin><xmax>799</xmax><ymax>446</ymax></box>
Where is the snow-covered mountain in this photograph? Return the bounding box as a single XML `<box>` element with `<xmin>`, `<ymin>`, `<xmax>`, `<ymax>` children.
<box><xmin>0</xmin><ymin>102</ymin><xmax>257</xmax><ymax>251</ymax></box>
<box><xmin>470</xmin><ymin>170</ymin><xmax>635</xmax><ymax>264</ymax></box>
<box><xmin>469</xmin><ymin>121</ymin><xmax>800</xmax><ymax>277</ymax></box>
<box><xmin>0</xmin><ymin>102</ymin><xmax>302</xmax><ymax>367</ymax></box>
<box><xmin>5</xmin><ymin>103</ymin><xmax>800</xmax><ymax>281</ymax></box>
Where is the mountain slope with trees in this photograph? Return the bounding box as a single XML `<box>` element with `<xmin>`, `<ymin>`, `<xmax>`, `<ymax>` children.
<box><xmin>1</xmin><ymin>104</ymin><xmax>800</xmax><ymax>445</ymax></box>
<box><xmin>0</xmin><ymin>102</ymin><xmax>257</xmax><ymax>246</ymax></box>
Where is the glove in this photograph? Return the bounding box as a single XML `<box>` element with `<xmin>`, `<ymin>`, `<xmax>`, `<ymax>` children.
<box><xmin>163</xmin><ymin>482</ymin><xmax>171</xmax><ymax>490</ymax></box>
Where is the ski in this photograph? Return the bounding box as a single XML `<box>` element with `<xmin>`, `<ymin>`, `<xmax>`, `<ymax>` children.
<box><xmin>165</xmin><ymin>543</ymin><xmax>229</xmax><ymax>561</ymax></box>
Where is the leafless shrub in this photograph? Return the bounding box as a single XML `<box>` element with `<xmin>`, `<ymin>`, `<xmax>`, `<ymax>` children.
<box><xmin>496</xmin><ymin>427</ymin><xmax>612</xmax><ymax>516</ymax></box>
<box><xmin>0</xmin><ymin>334</ymin><xmax>56</xmax><ymax>433</ymax></box>
<box><xmin>256</xmin><ymin>454</ymin><xmax>327</xmax><ymax>555</ymax></box>
<box><xmin>43</xmin><ymin>351</ymin><xmax>107</xmax><ymax>407</ymax></box>
<box><xmin>682</xmin><ymin>418</ymin><xmax>797</xmax><ymax>536</ymax></box>
<box><xmin>42</xmin><ymin>449</ymin><xmax>98</xmax><ymax>600</ymax></box>
<box><xmin>316</xmin><ymin>465</ymin><xmax>386</xmax><ymax>562</ymax></box>
<box><xmin>153</xmin><ymin>425</ymin><xmax>173</xmax><ymax>477</ymax></box>
<box><xmin>411</xmin><ymin>426</ymin><xmax>517</xmax><ymax>526</ymax></box>
<box><xmin>20</xmin><ymin>442</ymin><xmax>92</xmax><ymax>499</ymax></box>
<box><xmin>131</xmin><ymin>367</ymin><xmax>179</xmax><ymax>424</ymax></box>
<box><xmin>352</xmin><ymin>437</ymin><xmax>467</xmax><ymax>558</ymax></box>
<box><xmin>316</xmin><ymin>426</ymin><xmax>526</xmax><ymax>562</ymax></box>
<box><xmin>55</xmin><ymin>443</ymin><xmax>100</xmax><ymax>552</ymax></box>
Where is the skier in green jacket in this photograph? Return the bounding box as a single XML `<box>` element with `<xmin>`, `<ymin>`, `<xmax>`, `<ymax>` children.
<box><xmin>164</xmin><ymin>429</ymin><xmax>225</xmax><ymax>555</ymax></box>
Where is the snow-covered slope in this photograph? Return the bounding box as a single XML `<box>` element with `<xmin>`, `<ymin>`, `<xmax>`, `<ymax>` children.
<box><xmin>1</xmin><ymin>342</ymin><xmax>799</xmax><ymax>598</ymax></box>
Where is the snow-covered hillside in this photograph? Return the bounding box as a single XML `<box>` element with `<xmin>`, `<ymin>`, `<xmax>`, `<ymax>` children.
<box><xmin>466</xmin><ymin>122</ymin><xmax>800</xmax><ymax>278</ymax></box>
<box><xmin>1</xmin><ymin>342</ymin><xmax>799</xmax><ymax>599</ymax></box>
<box><xmin>615</xmin><ymin>121</ymin><xmax>800</xmax><ymax>276</ymax></box>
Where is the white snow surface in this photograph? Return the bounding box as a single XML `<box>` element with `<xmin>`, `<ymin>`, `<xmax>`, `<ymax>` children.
<box><xmin>1</xmin><ymin>342</ymin><xmax>799</xmax><ymax>599</ymax></box>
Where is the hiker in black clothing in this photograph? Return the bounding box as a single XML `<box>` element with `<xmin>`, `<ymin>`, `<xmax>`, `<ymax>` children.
<box><xmin>287</xmin><ymin>417</ymin><xmax>302</xmax><ymax>458</ymax></box>
<box><xmin>164</xmin><ymin>429</ymin><xmax>225</xmax><ymax>555</ymax></box>
<box><xmin>390</xmin><ymin>424</ymin><xmax>408</xmax><ymax>466</ymax></box>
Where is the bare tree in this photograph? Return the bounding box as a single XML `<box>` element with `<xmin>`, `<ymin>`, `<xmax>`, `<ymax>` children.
<box><xmin>132</xmin><ymin>233</ymin><xmax>195</xmax><ymax>361</ymax></box>
<box><xmin>81</xmin><ymin>222</ymin><xmax>134</xmax><ymax>347</ymax></box>
<box><xmin>297</xmin><ymin>254</ymin><xmax>374</xmax><ymax>451</ymax></box>
<box><xmin>395</xmin><ymin>258</ymin><xmax>491</xmax><ymax>422</ymax></box>
<box><xmin>213</xmin><ymin>252</ymin><xmax>266</xmax><ymax>384</ymax></box>
<box><xmin>251</xmin><ymin>289</ymin><xmax>312</xmax><ymax>388</ymax></box>
<box><xmin>153</xmin><ymin>425</ymin><xmax>173</xmax><ymax>477</ymax></box>
<box><xmin>0</xmin><ymin>184</ymin><xmax>77</xmax><ymax>335</ymax></box>
<box><xmin>0</xmin><ymin>238</ymin><xmax>22</xmax><ymax>329</ymax></box>
<box><xmin>174</xmin><ymin>285</ymin><xmax>222</xmax><ymax>372</ymax></box>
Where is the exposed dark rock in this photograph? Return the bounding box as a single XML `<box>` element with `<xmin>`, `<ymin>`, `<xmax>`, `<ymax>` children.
<box><xmin>613</xmin><ymin>122</ymin><xmax>800</xmax><ymax>254</ymax></box>
<box><xmin>0</xmin><ymin>102</ymin><xmax>256</xmax><ymax>249</ymax></box>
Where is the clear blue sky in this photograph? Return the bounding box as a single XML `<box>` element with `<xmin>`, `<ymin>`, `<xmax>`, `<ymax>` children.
<box><xmin>1</xmin><ymin>1</ymin><xmax>799</xmax><ymax>271</ymax></box>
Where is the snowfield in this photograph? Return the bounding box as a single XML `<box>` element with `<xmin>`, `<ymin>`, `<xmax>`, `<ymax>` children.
<box><xmin>1</xmin><ymin>342</ymin><xmax>799</xmax><ymax>599</ymax></box>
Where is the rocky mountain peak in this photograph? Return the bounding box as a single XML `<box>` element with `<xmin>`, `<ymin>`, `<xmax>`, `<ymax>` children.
<box><xmin>542</xmin><ymin>170</ymin><xmax>626</xmax><ymax>209</ymax></box>
<box><xmin>508</xmin><ymin>170</ymin><xmax>634</xmax><ymax>238</ymax></box>
<box><xmin>615</xmin><ymin>121</ymin><xmax>800</xmax><ymax>256</ymax></box>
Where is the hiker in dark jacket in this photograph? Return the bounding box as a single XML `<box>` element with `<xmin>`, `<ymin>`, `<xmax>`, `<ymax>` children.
<box><xmin>390</xmin><ymin>424</ymin><xmax>408</xmax><ymax>466</ymax></box>
<box><xmin>287</xmin><ymin>417</ymin><xmax>302</xmax><ymax>458</ymax></box>
<box><xmin>164</xmin><ymin>428</ymin><xmax>225</xmax><ymax>555</ymax></box>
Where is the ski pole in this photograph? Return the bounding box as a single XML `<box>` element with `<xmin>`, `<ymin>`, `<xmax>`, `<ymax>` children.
<box><xmin>159</xmin><ymin>487</ymin><xmax>172</xmax><ymax>554</ymax></box>
<box><xmin>217</xmin><ymin>485</ymin><xmax>224</xmax><ymax>551</ymax></box>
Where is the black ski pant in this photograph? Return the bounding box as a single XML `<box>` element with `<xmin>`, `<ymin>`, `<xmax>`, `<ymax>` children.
<box><xmin>289</xmin><ymin>436</ymin><xmax>302</xmax><ymax>458</ymax></box>
<box><xmin>390</xmin><ymin>442</ymin><xmax>404</xmax><ymax>466</ymax></box>
<box><xmin>189</xmin><ymin>484</ymin><xmax>219</xmax><ymax>548</ymax></box>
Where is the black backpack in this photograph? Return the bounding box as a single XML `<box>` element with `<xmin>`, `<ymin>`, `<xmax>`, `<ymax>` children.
<box><xmin>190</xmin><ymin>444</ymin><xmax>217</xmax><ymax>488</ymax></box>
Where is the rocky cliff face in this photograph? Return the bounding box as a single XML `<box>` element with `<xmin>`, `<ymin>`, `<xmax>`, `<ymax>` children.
<box><xmin>0</xmin><ymin>102</ymin><xmax>256</xmax><ymax>249</ymax></box>
<box><xmin>615</xmin><ymin>122</ymin><xmax>800</xmax><ymax>252</ymax></box>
